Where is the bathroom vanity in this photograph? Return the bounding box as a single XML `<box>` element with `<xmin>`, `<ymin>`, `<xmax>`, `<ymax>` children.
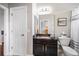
<box><xmin>33</xmin><ymin>34</ymin><xmax>57</xmax><ymax>56</ymax></box>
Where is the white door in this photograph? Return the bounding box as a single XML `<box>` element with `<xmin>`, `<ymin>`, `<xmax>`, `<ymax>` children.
<box><xmin>10</xmin><ymin>6</ymin><xmax>27</xmax><ymax>56</ymax></box>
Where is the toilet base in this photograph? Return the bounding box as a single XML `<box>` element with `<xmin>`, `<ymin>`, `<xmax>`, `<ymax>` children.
<box><xmin>62</xmin><ymin>46</ymin><xmax>78</xmax><ymax>56</ymax></box>
<box><xmin>63</xmin><ymin>51</ymin><xmax>74</xmax><ymax>56</ymax></box>
<box><xmin>63</xmin><ymin>51</ymin><xmax>78</xmax><ymax>56</ymax></box>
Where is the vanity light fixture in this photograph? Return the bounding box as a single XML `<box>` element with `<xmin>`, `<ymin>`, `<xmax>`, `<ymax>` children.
<box><xmin>38</xmin><ymin>6</ymin><xmax>52</xmax><ymax>15</ymax></box>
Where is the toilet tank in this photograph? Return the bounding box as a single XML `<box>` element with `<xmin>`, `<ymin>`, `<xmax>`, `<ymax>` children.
<box><xmin>59</xmin><ymin>36</ymin><xmax>71</xmax><ymax>46</ymax></box>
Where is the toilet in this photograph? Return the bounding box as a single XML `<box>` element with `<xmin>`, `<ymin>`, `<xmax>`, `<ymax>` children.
<box><xmin>62</xmin><ymin>46</ymin><xmax>78</xmax><ymax>56</ymax></box>
<box><xmin>58</xmin><ymin>35</ymin><xmax>78</xmax><ymax>56</ymax></box>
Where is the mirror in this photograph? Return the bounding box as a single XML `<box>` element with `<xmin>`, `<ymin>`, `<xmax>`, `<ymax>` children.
<box><xmin>40</xmin><ymin>19</ymin><xmax>48</xmax><ymax>34</ymax></box>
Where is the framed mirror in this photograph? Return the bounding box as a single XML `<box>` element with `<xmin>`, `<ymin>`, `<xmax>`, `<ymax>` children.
<box><xmin>40</xmin><ymin>19</ymin><xmax>48</xmax><ymax>34</ymax></box>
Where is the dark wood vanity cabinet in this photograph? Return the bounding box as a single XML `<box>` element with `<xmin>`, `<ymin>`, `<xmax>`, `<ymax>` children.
<box><xmin>45</xmin><ymin>44</ymin><xmax>57</xmax><ymax>56</ymax></box>
<box><xmin>33</xmin><ymin>44</ymin><xmax>44</xmax><ymax>56</ymax></box>
<box><xmin>33</xmin><ymin>39</ymin><xmax>57</xmax><ymax>56</ymax></box>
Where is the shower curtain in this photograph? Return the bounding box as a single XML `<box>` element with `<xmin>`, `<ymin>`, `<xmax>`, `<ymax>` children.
<box><xmin>71</xmin><ymin>17</ymin><xmax>79</xmax><ymax>54</ymax></box>
<box><xmin>71</xmin><ymin>19</ymin><xmax>79</xmax><ymax>42</ymax></box>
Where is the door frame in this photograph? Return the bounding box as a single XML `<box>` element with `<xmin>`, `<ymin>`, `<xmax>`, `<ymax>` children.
<box><xmin>0</xmin><ymin>4</ymin><xmax>9</xmax><ymax>56</ymax></box>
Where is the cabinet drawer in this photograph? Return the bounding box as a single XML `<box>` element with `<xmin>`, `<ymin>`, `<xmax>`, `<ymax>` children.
<box><xmin>47</xmin><ymin>40</ymin><xmax>57</xmax><ymax>45</ymax></box>
<box><xmin>33</xmin><ymin>39</ymin><xmax>42</xmax><ymax>44</ymax></box>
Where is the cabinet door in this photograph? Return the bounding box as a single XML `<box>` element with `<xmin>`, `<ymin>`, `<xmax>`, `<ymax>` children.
<box><xmin>33</xmin><ymin>44</ymin><xmax>44</xmax><ymax>56</ymax></box>
<box><xmin>45</xmin><ymin>44</ymin><xmax>57</xmax><ymax>56</ymax></box>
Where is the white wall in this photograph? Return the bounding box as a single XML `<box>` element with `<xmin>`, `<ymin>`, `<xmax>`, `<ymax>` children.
<box><xmin>32</xmin><ymin>3</ymin><xmax>38</xmax><ymax>35</ymax></box>
<box><xmin>55</xmin><ymin>11</ymin><xmax>72</xmax><ymax>38</ymax></box>
<box><xmin>0</xmin><ymin>8</ymin><xmax>4</xmax><ymax>42</ymax></box>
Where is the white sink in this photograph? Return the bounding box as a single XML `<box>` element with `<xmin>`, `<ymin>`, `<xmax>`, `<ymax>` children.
<box><xmin>36</xmin><ymin>36</ymin><xmax>51</xmax><ymax>39</ymax></box>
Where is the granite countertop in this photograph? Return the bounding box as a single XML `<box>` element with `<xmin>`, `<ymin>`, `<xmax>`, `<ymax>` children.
<box><xmin>33</xmin><ymin>36</ymin><xmax>58</xmax><ymax>40</ymax></box>
<box><xmin>35</xmin><ymin>36</ymin><xmax>51</xmax><ymax>39</ymax></box>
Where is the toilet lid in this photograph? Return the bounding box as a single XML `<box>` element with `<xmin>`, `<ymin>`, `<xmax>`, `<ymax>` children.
<box><xmin>62</xmin><ymin>46</ymin><xmax>78</xmax><ymax>55</ymax></box>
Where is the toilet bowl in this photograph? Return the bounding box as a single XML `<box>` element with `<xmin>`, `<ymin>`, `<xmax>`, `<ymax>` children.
<box><xmin>62</xmin><ymin>46</ymin><xmax>78</xmax><ymax>56</ymax></box>
<box><xmin>58</xmin><ymin>35</ymin><xmax>78</xmax><ymax>56</ymax></box>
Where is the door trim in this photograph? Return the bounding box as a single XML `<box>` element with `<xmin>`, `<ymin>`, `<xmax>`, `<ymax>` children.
<box><xmin>0</xmin><ymin>4</ymin><xmax>9</xmax><ymax>56</ymax></box>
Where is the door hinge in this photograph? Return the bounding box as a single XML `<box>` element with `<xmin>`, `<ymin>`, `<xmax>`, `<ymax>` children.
<box><xmin>11</xmin><ymin>13</ymin><xmax>13</xmax><ymax>16</ymax></box>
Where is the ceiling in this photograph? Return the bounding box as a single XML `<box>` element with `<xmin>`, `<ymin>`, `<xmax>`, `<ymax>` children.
<box><xmin>37</xmin><ymin>3</ymin><xmax>79</xmax><ymax>15</ymax></box>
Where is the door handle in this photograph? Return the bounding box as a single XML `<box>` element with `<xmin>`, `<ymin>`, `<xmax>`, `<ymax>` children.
<box><xmin>21</xmin><ymin>34</ymin><xmax>24</xmax><ymax>36</ymax></box>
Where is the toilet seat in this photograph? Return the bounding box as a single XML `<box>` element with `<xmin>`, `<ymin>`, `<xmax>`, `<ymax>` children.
<box><xmin>62</xmin><ymin>46</ymin><xmax>78</xmax><ymax>56</ymax></box>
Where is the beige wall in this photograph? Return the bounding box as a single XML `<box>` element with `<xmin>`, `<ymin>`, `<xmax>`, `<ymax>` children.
<box><xmin>26</xmin><ymin>4</ymin><xmax>32</xmax><ymax>55</ymax></box>
<box><xmin>54</xmin><ymin>11</ymin><xmax>72</xmax><ymax>38</ymax></box>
